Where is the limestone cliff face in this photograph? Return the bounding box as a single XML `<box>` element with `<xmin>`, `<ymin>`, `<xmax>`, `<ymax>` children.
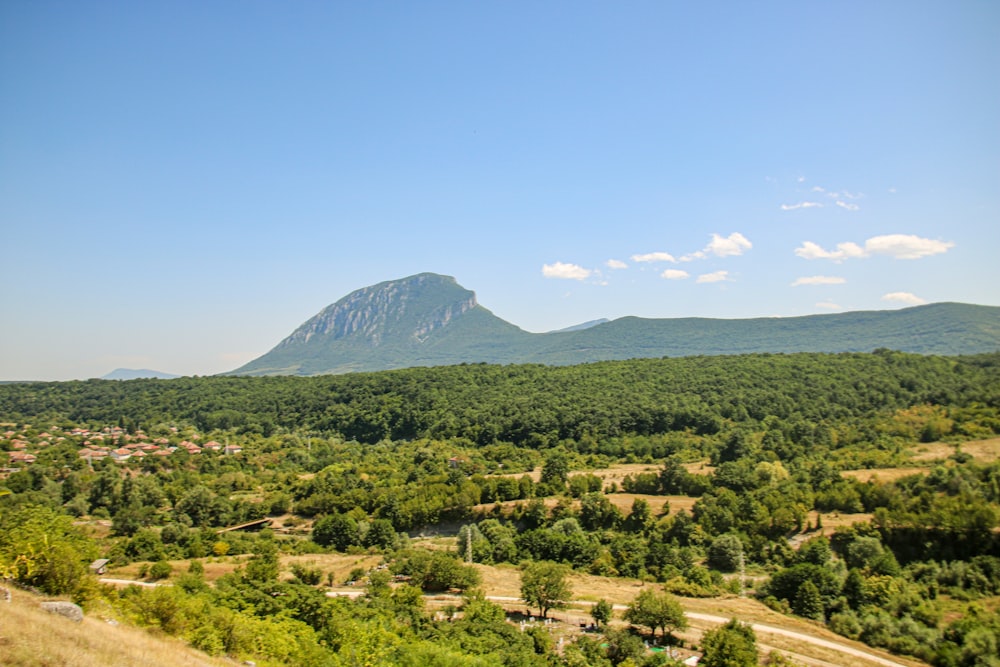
<box><xmin>276</xmin><ymin>273</ymin><xmax>477</xmax><ymax>348</ymax></box>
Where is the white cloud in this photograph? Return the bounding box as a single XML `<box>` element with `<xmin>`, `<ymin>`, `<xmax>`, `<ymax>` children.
<box><xmin>542</xmin><ymin>262</ymin><xmax>592</xmax><ymax>280</ymax></box>
<box><xmin>791</xmin><ymin>275</ymin><xmax>847</xmax><ymax>287</ymax></box>
<box><xmin>680</xmin><ymin>232</ymin><xmax>752</xmax><ymax>262</ymax></box>
<box><xmin>795</xmin><ymin>234</ymin><xmax>953</xmax><ymax>262</ymax></box>
<box><xmin>795</xmin><ymin>240</ymin><xmax>866</xmax><ymax>261</ymax></box>
<box><xmin>811</xmin><ymin>186</ymin><xmax>825</xmax><ymax>193</ymax></box>
<box><xmin>707</xmin><ymin>232</ymin><xmax>752</xmax><ymax>257</ymax></box>
<box><xmin>882</xmin><ymin>292</ymin><xmax>928</xmax><ymax>306</ymax></box>
<box><xmin>697</xmin><ymin>270</ymin><xmax>729</xmax><ymax>284</ymax></box>
<box><xmin>631</xmin><ymin>251</ymin><xmax>676</xmax><ymax>263</ymax></box>
<box><xmin>661</xmin><ymin>269</ymin><xmax>690</xmax><ymax>280</ymax></box>
<box><xmin>781</xmin><ymin>202</ymin><xmax>823</xmax><ymax>211</ymax></box>
<box><xmin>605</xmin><ymin>259</ymin><xmax>628</xmax><ymax>270</ymax></box>
<box><xmin>836</xmin><ymin>200</ymin><xmax>860</xmax><ymax>211</ymax></box>
<box><xmin>816</xmin><ymin>301</ymin><xmax>842</xmax><ymax>310</ymax></box>
<box><xmin>865</xmin><ymin>234</ymin><xmax>954</xmax><ymax>259</ymax></box>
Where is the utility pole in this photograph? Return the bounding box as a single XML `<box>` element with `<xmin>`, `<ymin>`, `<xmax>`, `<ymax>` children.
<box><xmin>738</xmin><ymin>548</ymin><xmax>746</xmax><ymax>597</ymax></box>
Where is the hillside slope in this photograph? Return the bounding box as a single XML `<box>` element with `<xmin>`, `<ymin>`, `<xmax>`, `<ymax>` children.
<box><xmin>0</xmin><ymin>588</ymin><xmax>228</xmax><ymax>667</ymax></box>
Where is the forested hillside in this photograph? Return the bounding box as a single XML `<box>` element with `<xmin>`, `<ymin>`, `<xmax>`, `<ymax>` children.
<box><xmin>3</xmin><ymin>352</ymin><xmax>1000</xmax><ymax>666</ymax></box>
<box><xmin>5</xmin><ymin>351</ymin><xmax>999</xmax><ymax>445</ymax></box>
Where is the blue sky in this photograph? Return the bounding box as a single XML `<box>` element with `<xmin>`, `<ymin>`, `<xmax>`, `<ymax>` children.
<box><xmin>1</xmin><ymin>2</ymin><xmax>997</xmax><ymax>380</ymax></box>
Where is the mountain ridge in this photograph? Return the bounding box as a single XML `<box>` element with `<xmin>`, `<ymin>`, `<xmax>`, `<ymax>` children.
<box><xmin>102</xmin><ymin>368</ymin><xmax>180</xmax><ymax>380</ymax></box>
<box><xmin>231</xmin><ymin>273</ymin><xmax>1000</xmax><ymax>376</ymax></box>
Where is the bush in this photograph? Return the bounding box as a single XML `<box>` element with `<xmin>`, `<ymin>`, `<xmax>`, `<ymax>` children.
<box><xmin>291</xmin><ymin>562</ymin><xmax>323</xmax><ymax>585</ymax></box>
<box><xmin>148</xmin><ymin>560</ymin><xmax>172</xmax><ymax>581</ymax></box>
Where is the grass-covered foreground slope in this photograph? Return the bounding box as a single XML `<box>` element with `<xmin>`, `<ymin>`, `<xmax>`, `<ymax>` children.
<box><xmin>0</xmin><ymin>587</ymin><xmax>228</xmax><ymax>667</ymax></box>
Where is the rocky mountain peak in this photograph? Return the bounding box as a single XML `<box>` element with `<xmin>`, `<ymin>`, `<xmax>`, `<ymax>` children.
<box><xmin>277</xmin><ymin>273</ymin><xmax>478</xmax><ymax>348</ymax></box>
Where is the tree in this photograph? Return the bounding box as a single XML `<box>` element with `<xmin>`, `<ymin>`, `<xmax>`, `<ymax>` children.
<box><xmin>364</xmin><ymin>518</ymin><xmax>398</xmax><ymax>551</ymax></box>
<box><xmin>243</xmin><ymin>534</ymin><xmax>279</xmax><ymax>584</ymax></box>
<box><xmin>520</xmin><ymin>560</ymin><xmax>572</xmax><ymax>618</ymax></box>
<box><xmin>0</xmin><ymin>504</ymin><xmax>97</xmax><ymax>596</ymax></box>
<box><xmin>312</xmin><ymin>513</ymin><xmax>360</xmax><ymax>551</ymax></box>
<box><xmin>707</xmin><ymin>533</ymin><xmax>744</xmax><ymax>572</ymax></box>
<box><xmin>700</xmin><ymin>618</ymin><xmax>758</xmax><ymax>667</ymax></box>
<box><xmin>623</xmin><ymin>588</ymin><xmax>687</xmax><ymax>642</ymax></box>
<box><xmin>623</xmin><ymin>497</ymin><xmax>654</xmax><ymax>534</ymax></box>
<box><xmin>792</xmin><ymin>580</ymin><xmax>824</xmax><ymax>620</ymax></box>
<box><xmin>591</xmin><ymin>598</ymin><xmax>613</xmax><ymax>628</ymax></box>
<box><xmin>540</xmin><ymin>452</ymin><xmax>569</xmax><ymax>488</ymax></box>
<box><xmin>579</xmin><ymin>492</ymin><xmax>623</xmax><ymax>531</ymax></box>
<box><xmin>604</xmin><ymin>626</ymin><xmax>646</xmax><ymax>665</ymax></box>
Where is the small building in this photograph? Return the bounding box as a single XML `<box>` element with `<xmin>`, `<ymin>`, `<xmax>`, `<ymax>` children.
<box><xmin>110</xmin><ymin>448</ymin><xmax>132</xmax><ymax>462</ymax></box>
<box><xmin>89</xmin><ymin>559</ymin><xmax>110</xmax><ymax>575</ymax></box>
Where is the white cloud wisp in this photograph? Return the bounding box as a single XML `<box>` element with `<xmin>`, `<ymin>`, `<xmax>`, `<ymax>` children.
<box><xmin>882</xmin><ymin>292</ymin><xmax>928</xmax><ymax>306</ymax></box>
<box><xmin>791</xmin><ymin>275</ymin><xmax>847</xmax><ymax>287</ymax></box>
<box><xmin>542</xmin><ymin>262</ymin><xmax>592</xmax><ymax>280</ymax></box>
<box><xmin>796</xmin><ymin>234</ymin><xmax>954</xmax><ymax>262</ymax></box>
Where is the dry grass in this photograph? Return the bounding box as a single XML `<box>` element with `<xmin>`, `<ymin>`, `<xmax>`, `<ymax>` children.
<box><xmin>840</xmin><ymin>467</ymin><xmax>930</xmax><ymax>483</ymax></box>
<box><xmin>0</xmin><ymin>589</ymin><xmax>232</xmax><ymax>667</ymax></box>
<box><xmin>908</xmin><ymin>441</ymin><xmax>958</xmax><ymax>462</ymax></box>
<box><xmin>280</xmin><ymin>552</ymin><xmax>383</xmax><ymax>586</ymax></box>
<box><xmin>956</xmin><ymin>438</ymin><xmax>1000</xmax><ymax>462</ymax></box>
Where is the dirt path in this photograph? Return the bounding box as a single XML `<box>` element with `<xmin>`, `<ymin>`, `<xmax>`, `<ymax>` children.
<box><xmin>684</xmin><ymin>611</ymin><xmax>912</xmax><ymax>667</ymax></box>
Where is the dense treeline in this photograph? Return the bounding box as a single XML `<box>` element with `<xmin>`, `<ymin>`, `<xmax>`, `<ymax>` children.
<box><xmin>2</xmin><ymin>351</ymin><xmax>999</xmax><ymax>446</ymax></box>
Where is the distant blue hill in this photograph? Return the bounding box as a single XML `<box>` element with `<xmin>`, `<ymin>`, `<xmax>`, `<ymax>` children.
<box><xmin>548</xmin><ymin>319</ymin><xmax>610</xmax><ymax>333</ymax></box>
<box><xmin>102</xmin><ymin>368</ymin><xmax>180</xmax><ymax>380</ymax></box>
<box><xmin>231</xmin><ymin>272</ymin><xmax>1000</xmax><ymax>376</ymax></box>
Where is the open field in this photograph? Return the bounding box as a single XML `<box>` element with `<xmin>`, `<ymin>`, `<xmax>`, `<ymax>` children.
<box><xmin>910</xmin><ymin>437</ymin><xmax>1000</xmax><ymax>463</ymax></box>
<box><xmin>839</xmin><ymin>437</ymin><xmax>1000</xmax><ymax>483</ymax></box>
<box><xmin>841</xmin><ymin>467</ymin><xmax>929</xmax><ymax>483</ymax></box>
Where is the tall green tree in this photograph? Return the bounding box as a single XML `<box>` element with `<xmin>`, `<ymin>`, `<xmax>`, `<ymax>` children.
<box><xmin>591</xmin><ymin>598</ymin><xmax>613</xmax><ymax>628</ymax></box>
<box><xmin>623</xmin><ymin>588</ymin><xmax>687</xmax><ymax>642</ymax></box>
<box><xmin>700</xmin><ymin>618</ymin><xmax>758</xmax><ymax>667</ymax></box>
<box><xmin>520</xmin><ymin>560</ymin><xmax>571</xmax><ymax>619</ymax></box>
